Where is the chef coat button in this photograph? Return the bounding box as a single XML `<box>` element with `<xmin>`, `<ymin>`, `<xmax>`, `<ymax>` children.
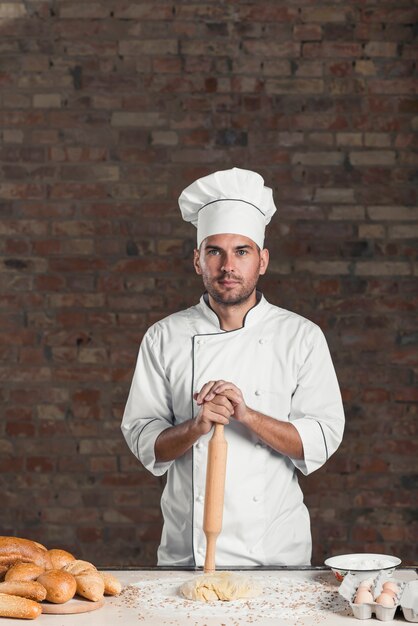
<box><xmin>259</xmin><ymin>338</ymin><xmax>265</xmax><ymax>344</ymax></box>
<box><xmin>255</xmin><ymin>390</ymin><xmax>261</xmax><ymax>396</ymax></box>
<box><xmin>198</xmin><ymin>548</ymin><xmax>204</xmax><ymax>555</ymax></box>
<box><xmin>253</xmin><ymin>495</ymin><xmax>259</xmax><ymax>503</ymax></box>
<box><xmin>196</xmin><ymin>495</ymin><xmax>203</xmax><ymax>503</ymax></box>
<box><xmin>255</xmin><ymin>443</ymin><xmax>261</xmax><ymax>449</ymax></box>
<box><xmin>196</xmin><ymin>442</ymin><xmax>202</xmax><ymax>450</ymax></box>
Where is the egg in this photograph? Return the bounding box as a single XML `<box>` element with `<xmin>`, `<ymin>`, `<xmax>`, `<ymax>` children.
<box><xmin>383</xmin><ymin>581</ymin><xmax>399</xmax><ymax>595</ymax></box>
<box><xmin>358</xmin><ymin>578</ymin><xmax>374</xmax><ymax>590</ymax></box>
<box><xmin>354</xmin><ymin>589</ymin><xmax>374</xmax><ymax>604</ymax></box>
<box><xmin>375</xmin><ymin>592</ymin><xmax>395</xmax><ymax>607</ymax></box>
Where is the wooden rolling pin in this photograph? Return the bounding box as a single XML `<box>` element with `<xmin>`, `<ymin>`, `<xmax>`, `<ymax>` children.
<box><xmin>203</xmin><ymin>423</ymin><xmax>228</xmax><ymax>573</ymax></box>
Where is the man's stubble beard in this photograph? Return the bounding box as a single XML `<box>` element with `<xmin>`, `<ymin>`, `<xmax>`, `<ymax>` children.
<box><xmin>203</xmin><ymin>274</ymin><xmax>259</xmax><ymax>307</ymax></box>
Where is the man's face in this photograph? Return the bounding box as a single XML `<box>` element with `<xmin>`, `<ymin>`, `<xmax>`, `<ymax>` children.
<box><xmin>193</xmin><ymin>233</ymin><xmax>269</xmax><ymax>306</ymax></box>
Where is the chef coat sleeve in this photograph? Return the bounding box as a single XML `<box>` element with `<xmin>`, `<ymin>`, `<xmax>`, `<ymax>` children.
<box><xmin>289</xmin><ymin>324</ymin><xmax>345</xmax><ymax>476</ymax></box>
<box><xmin>121</xmin><ymin>328</ymin><xmax>174</xmax><ymax>477</ymax></box>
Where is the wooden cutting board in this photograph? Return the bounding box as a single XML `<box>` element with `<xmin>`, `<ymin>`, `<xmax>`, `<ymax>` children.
<box><xmin>42</xmin><ymin>597</ymin><xmax>105</xmax><ymax>614</ymax></box>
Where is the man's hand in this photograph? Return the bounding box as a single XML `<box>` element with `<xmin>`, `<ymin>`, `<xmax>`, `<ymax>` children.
<box><xmin>156</xmin><ymin>379</ymin><xmax>303</xmax><ymax>463</ymax></box>
<box><xmin>195</xmin><ymin>380</ymin><xmax>248</xmax><ymax>422</ymax></box>
<box><xmin>195</xmin><ymin>380</ymin><xmax>304</xmax><ymax>459</ymax></box>
<box><xmin>155</xmin><ymin>388</ymin><xmax>234</xmax><ymax>463</ymax></box>
<box><xmin>193</xmin><ymin>389</ymin><xmax>234</xmax><ymax>435</ymax></box>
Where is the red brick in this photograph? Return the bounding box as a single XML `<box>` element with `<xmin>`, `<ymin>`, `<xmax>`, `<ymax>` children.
<box><xmin>244</xmin><ymin>40</ymin><xmax>301</xmax><ymax>57</ymax></box>
<box><xmin>395</xmin><ymin>388</ymin><xmax>418</xmax><ymax>403</ymax></box>
<box><xmin>0</xmin><ymin>458</ymin><xmax>24</xmax><ymax>472</ymax></box>
<box><xmin>303</xmin><ymin>42</ymin><xmax>362</xmax><ymax>58</ymax></box>
<box><xmin>26</xmin><ymin>457</ymin><xmax>55</xmax><ymax>472</ymax></box>
<box><xmin>89</xmin><ymin>457</ymin><xmax>118</xmax><ymax>472</ymax></box>
<box><xmin>6</xmin><ymin>421</ymin><xmax>36</xmax><ymax>437</ymax></box>
<box><xmin>237</xmin><ymin>6</ymin><xmax>297</xmax><ymax>21</ymax></box>
<box><xmin>0</xmin><ymin>0</ymin><xmax>416</xmax><ymax>569</ymax></box>
<box><xmin>76</xmin><ymin>527</ymin><xmax>103</xmax><ymax>543</ymax></box>
<box><xmin>369</xmin><ymin>79</ymin><xmax>418</xmax><ymax>94</ymax></box>
<box><xmin>360</xmin><ymin>8</ymin><xmax>418</xmax><ymax>23</ymax></box>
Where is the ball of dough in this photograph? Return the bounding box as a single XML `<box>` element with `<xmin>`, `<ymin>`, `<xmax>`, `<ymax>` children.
<box><xmin>180</xmin><ymin>571</ymin><xmax>262</xmax><ymax>602</ymax></box>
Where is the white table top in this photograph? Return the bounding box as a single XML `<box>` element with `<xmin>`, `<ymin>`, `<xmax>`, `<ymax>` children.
<box><xmin>1</xmin><ymin>568</ymin><xmax>416</xmax><ymax>625</ymax></box>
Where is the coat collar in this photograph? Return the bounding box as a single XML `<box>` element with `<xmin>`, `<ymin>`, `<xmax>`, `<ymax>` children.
<box><xmin>195</xmin><ymin>290</ymin><xmax>269</xmax><ymax>331</ymax></box>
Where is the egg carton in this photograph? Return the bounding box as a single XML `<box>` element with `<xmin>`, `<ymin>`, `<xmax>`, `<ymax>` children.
<box><xmin>339</xmin><ymin>571</ymin><xmax>418</xmax><ymax>622</ymax></box>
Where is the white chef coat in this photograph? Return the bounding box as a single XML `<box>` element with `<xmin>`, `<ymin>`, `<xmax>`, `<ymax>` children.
<box><xmin>121</xmin><ymin>292</ymin><xmax>345</xmax><ymax>567</ymax></box>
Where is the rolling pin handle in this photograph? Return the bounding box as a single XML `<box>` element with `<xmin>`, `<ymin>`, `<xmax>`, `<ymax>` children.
<box><xmin>203</xmin><ymin>422</ymin><xmax>228</xmax><ymax>573</ymax></box>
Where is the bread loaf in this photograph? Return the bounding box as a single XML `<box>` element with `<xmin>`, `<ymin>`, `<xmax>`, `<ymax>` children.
<box><xmin>0</xmin><ymin>537</ymin><xmax>121</xmax><ymax>607</ymax></box>
<box><xmin>0</xmin><ymin>581</ymin><xmax>46</xmax><ymax>602</ymax></box>
<box><xmin>0</xmin><ymin>537</ymin><xmax>52</xmax><ymax>570</ymax></box>
<box><xmin>5</xmin><ymin>563</ymin><xmax>45</xmax><ymax>582</ymax></box>
<box><xmin>0</xmin><ymin>592</ymin><xmax>41</xmax><ymax>620</ymax></box>
<box><xmin>63</xmin><ymin>561</ymin><xmax>103</xmax><ymax>601</ymax></box>
<box><xmin>63</xmin><ymin>559</ymin><xmax>96</xmax><ymax>576</ymax></box>
<box><xmin>100</xmin><ymin>572</ymin><xmax>122</xmax><ymax>596</ymax></box>
<box><xmin>74</xmin><ymin>570</ymin><xmax>104</xmax><ymax>602</ymax></box>
<box><xmin>48</xmin><ymin>549</ymin><xmax>75</xmax><ymax>570</ymax></box>
<box><xmin>36</xmin><ymin>570</ymin><xmax>76</xmax><ymax>604</ymax></box>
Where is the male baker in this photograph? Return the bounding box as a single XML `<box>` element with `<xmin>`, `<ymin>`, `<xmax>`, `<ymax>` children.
<box><xmin>121</xmin><ymin>167</ymin><xmax>345</xmax><ymax>566</ymax></box>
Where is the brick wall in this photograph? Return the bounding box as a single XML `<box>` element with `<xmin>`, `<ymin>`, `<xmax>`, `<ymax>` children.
<box><xmin>0</xmin><ymin>0</ymin><xmax>416</xmax><ymax>566</ymax></box>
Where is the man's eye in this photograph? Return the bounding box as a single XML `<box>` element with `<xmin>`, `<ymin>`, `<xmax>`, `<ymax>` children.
<box><xmin>237</xmin><ymin>249</ymin><xmax>247</xmax><ymax>255</ymax></box>
<box><xmin>208</xmin><ymin>249</ymin><xmax>219</xmax><ymax>255</ymax></box>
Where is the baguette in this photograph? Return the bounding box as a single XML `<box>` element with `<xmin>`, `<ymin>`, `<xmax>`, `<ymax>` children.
<box><xmin>0</xmin><ymin>537</ymin><xmax>52</xmax><ymax>570</ymax></box>
<box><xmin>0</xmin><ymin>581</ymin><xmax>46</xmax><ymax>602</ymax></box>
<box><xmin>74</xmin><ymin>570</ymin><xmax>104</xmax><ymax>602</ymax></box>
<box><xmin>5</xmin><ymin>563</ymin><xmax>45</xmax><ymax>582</ymax></box>
<box><xmin>37</xmin><ymin>570</ymin><xmax>76</xmax><ymax>604</ymax></box>
<box><xmin>0</xmin><ymin>592</ymin><xmax>41</xmax><ymax>619</ymax></box>
<box><xmin>99</xmin><ymin>572</ymin><xmax>122</xmax><ymax>596</ymax></box>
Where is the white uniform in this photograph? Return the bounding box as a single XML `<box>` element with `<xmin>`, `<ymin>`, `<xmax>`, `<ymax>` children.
<box><xmin>121</xmin><ymin>293</ymin><xmax>345</xmax><ymax>567</ymax></box>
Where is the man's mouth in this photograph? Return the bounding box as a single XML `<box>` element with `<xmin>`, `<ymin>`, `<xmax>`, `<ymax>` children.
<box><xmin>218</xmin><ymin>278</ymin><xmax>241</xmax><ymax>287</ymax></box>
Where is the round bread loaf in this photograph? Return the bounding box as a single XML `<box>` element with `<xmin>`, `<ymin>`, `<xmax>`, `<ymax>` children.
<box><xmin>5</xmin><ymin>563</ymin><xmax>45</xmax><ymax>582</ymax></box>
<box><xmin>37</xmin><ymin>569</ymin><xmax>76</xmax><ymax>604</ymax></box>
<box><xmin>48</xmin><ymin>549</ymin><xmax>75</xmax><ymax>570</ymax></box>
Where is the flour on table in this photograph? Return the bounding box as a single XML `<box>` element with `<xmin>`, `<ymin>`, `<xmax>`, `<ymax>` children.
<box><xmin>180</xmin><ymin>571</ymin><xmax>262</xmax><ymax>602</ymax></box>
<box><xmin>125</xmin><ymin>574</ymin><xmax>351</xmax><ymax>622</ymax></box>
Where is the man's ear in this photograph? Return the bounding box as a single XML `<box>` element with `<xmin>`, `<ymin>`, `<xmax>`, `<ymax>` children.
<box><xmin>193</xmin><ymin>248</ymin><xmax>202</xmax><ymax>275</ymax></box>
<box><xmin>259</xmin><ymin>248</ymin><xmax>269</xmax><ymax>275</ymax></box>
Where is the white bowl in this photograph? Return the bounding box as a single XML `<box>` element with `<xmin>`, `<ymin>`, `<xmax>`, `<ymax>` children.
<box><xmin>325</xmin><ymin>553</ymin><xmax>402</xmax><ymax>581</ymax></box>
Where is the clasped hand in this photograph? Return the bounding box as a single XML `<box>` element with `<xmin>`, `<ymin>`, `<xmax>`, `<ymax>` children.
<box><xmin>193</xmin><ymin>380</ymin><xmax>247</xmax><ymax>435</ymax></box>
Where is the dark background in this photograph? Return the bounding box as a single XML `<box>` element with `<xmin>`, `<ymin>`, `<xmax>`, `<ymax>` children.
<box><xmin>0</xmin><ymin>0</ymin><xmax>416</xmax><ymax>566</ymax></box>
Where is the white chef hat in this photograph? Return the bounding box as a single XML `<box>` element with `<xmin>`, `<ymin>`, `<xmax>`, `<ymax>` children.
<box><xmin>178</xmin><ymin>167</ymin><xmax>277</xmax><ymax>249</ymax></box>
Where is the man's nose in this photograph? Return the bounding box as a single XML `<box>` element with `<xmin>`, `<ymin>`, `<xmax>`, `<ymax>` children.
<box><xmin>220</xmin><ymin>253</ymin><xmax>235</xmax><ymax>273</ymax></box>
